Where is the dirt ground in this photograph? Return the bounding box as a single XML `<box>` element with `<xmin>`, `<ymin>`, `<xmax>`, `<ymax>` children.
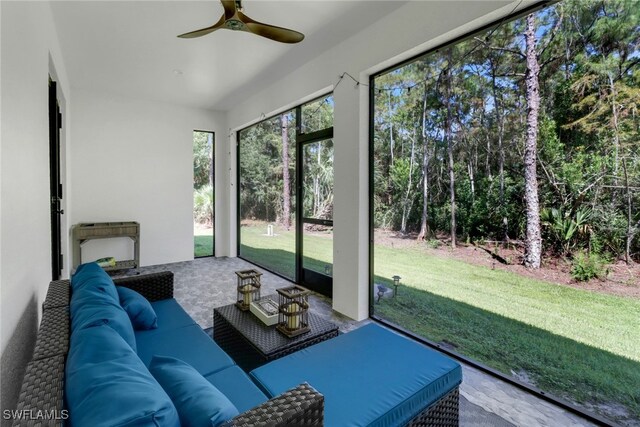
<box><xmin>194</xmin><ymin>222</ymin><xmax>213</xmax><ymax>236</ymax></box>
<box><xmin>374</xmin><ymin>229</ymin><xmax>640</xmax><ymax>299</ymax></box>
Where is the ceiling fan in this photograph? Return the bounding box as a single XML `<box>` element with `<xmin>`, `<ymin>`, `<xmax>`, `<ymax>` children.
<box><xmin>178</xmin><ymin>0</ymin><xmax>305</xmax><ymax>44</ymax></box>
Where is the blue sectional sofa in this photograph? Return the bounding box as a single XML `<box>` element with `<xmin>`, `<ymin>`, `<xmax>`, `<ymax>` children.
<box><xmin>13</xmin><ymin>266</ymin><xmax>323</xmax><ymax>427</ymax></box>
<box><xmin>14</xmin><ymin>264</ymin><xmax>462</xmax><ymax>426</ymax></box>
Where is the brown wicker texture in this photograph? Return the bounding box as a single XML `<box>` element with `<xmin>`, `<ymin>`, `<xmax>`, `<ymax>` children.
<box><xmin>113</xmin><ymin>271</ymin><xmax>174</xmax><ymax>301</ymax></box>
<box><xmin>12</xmin><ymin>355</ymin><xmax>66</xmax><ymax>427</ymax></box>
<box><xmin>42</xmin><ymin>280</ymin><xmax>70</xmax><ymax>309</ymax></box>
<box><xmin>406</xmin><ymin>387</ymin><xmax>460</xmax><ymax>427</ymax></box>
<box><xmin>214</xmin><ymin>303</ymin><xmax>339</xmax><ymax>372</ymax></box>
<box><xmin>32</xmin><ymin>308</ymin><xmax>69</xmax><ymax>361</ymax></box>
<box><xmin>222</xmin><ymin>383</ymin><xmax>324</xmax><ymax>427</ymax></box>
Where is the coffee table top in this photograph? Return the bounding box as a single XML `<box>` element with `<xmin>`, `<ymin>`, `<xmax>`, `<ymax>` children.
<box><xmin>214</xmin><ymin>296</ymin><xmax>339</xmax><ymax>356</ymax></box>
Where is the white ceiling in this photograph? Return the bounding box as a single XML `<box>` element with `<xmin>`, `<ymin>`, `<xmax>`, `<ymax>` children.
<box><xmin>51</xmin><ymin>1</ymin><xmax>405</xmax><ymax>111</ymax></box>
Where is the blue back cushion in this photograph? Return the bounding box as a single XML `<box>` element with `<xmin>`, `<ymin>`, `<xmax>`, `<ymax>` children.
<box><xmin>71</xmin><ymin>262</ymin><xmax>119</xmax><ymax>303</ymax></box>
<box><xmin>117</xmin><ymin>286</ymin><xmax>158</xmax><ymax>330</ymax></box>
<box><xmin>70</xmin><ymin>262</ymin><xmax>137</xmax><ymax>350</ymax></box>
<box><xmin>66</xmin><ymin>324</ymin><xmax>180</xmax><ymax>427</ymax></box>
<box><xmin>149</xmin><ymin>356</ymin><xmax>239</xmax><ymax>427</ymax></box>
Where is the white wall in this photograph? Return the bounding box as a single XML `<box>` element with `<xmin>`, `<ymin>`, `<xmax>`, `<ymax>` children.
<box><xmin>69</xmin><ymin>88</ymin><xmax>226</xmax><ymax>267</ymax></box>
<box><xmin>225</xmin><ymin>0</ymin><xmax>534</xmax><ymax>321</ymax></box>
<box><xmin>0</xmin><ymin>0</ymin><xmax>71</xmax><ymax>414</ymax></box>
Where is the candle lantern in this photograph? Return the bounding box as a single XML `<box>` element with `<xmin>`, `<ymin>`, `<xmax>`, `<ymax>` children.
<box><xmin>392</xmin><ymin>275</ymin><xmax>401</xmax><ymax>297</ymax></box>
<box><xmin>235</xmin><ymin>269</ymin><xmax>262</xmax><ymax>311</ymax></box>
<box><xmin>276</xmin><ymin>285</ymin><xmax>310</xmax><ymax>338</ymax></box>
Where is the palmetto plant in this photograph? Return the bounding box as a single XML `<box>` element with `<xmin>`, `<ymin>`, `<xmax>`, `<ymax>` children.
<box><xmin>194</xmin><ymin>184</ymin><xmax>214</xmax><ymax>225</ymax></box>
<box><xmin>541</xmin><ymin>207</ymin><xmax>592</xmax><ymax>256</ymax></box>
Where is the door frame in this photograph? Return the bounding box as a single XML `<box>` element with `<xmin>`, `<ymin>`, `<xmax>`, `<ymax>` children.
<box><xmin>295</xmin><ymin>104</ymin><xmax>334</xmax><ymax>297</ymax></box>
<box><xmin>49</xmin><ymin>78</ymin><xmax>63</xmax><ymax>280</ymax></box>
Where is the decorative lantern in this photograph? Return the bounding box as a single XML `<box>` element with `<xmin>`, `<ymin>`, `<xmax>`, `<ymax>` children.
<box><xmin>392</xmin><ymin>275</ymin><xmax>401</xmax><ymax>297</ymax></box>
<box><xmin>235</xmin><ymin>269</ymin><xmax>262</xmax><ymax>311</ymax></box>
<box><xmin>276</xmin><ymin>285</ymin><xmax>310</xmax><ymax>338</ymax></box>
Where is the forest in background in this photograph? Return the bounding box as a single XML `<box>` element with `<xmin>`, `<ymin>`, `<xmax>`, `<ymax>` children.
<box><xmin>373</xmin><ymin>0</ymin><xmax>639</xmax><ymax>277</ymax></box>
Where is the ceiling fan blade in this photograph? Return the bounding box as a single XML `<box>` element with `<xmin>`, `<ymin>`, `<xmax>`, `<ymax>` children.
<box><xmin>220</xmin><ymin>0</ymin><xmax>237</xmax><ymax>20</ymax></box>
<box><xmin>238</xmin><ymin>11</ymin><xmax>304</xmax><ymax>44</ymax></box>
<box><xmin>177</xmin><ymin>15</ymin><xmax>225</xmax><ymax>38</ymax></box>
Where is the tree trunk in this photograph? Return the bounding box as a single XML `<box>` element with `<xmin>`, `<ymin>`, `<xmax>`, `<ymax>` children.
<box><xmin>523</xmin><ymin>14</ymin><xmax>542</xmax><ymax>269</ymax></box>
<box><xmin>623</xmin><ymin>158</ymin><xmax>632</xmax><ymax>264</ymax></box>
<box><xmin>281</xmin><ymin>115</ymin><xmax>291</xmax><ymax>229</ymax></box>
<box><xmin>208</xmin><ymin>132</ymin><xmax>214</xmax><ymax>187</ymax></box>
<box><xmin>418</xmin><ymin>84</ymin><xmax>430</xmax><ymax>241</ymax></box>
<box><xmin>444</xmin><ymin>50</ymin><xmax>456</xmax><ymax>248</ymax></box>
<box><xmin>401</xmin><ymin>134</ymin><xmax>416</xmax><ymax>234</ymax></box>
<box><xmin>491</xmin><ymin>62</ymin><xmax>507</xmax><ymax>240</ymax></box>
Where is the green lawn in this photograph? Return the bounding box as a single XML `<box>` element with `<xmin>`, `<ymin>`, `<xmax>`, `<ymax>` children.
<box><xmin>239</xmin><ymin>224</ymin><xmax>640</xmax><ymax>422</ymax></box>
<box><xmin>194</xmin><ymin>235</ymin><xmax>214</xmax><ymax>257</ymax></box>
<box><xmin>239</xmin><ymin>223</ymin><xmax>332</xmax><ymax>279</ymax></box>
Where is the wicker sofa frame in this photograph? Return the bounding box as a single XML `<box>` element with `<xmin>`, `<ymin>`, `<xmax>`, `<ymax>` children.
<box><xmin>13</xmin><ymin>272</ymin><xmax>459</xmax><ymax>426</ymax></box>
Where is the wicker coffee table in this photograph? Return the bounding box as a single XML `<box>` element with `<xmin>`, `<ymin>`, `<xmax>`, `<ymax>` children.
<box><xmin>213</xmin><ymin>298</ymin><xmax>340</xmax><ymax>372</ymax></box>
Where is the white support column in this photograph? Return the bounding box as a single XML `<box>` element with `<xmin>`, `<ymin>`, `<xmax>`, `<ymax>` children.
<box><xmin>331</xmin><ymin>75</ymin><xmax>370</xmax><ymax>321</ymax></box>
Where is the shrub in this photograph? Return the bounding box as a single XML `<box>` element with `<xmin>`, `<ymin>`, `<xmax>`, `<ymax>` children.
<box><xmin>194</xmin><ymin>184</ymin><xmax>214</xmax><ymax>224</ymax></box>
<box><xmin>426</xmin><ymin>239</ymin><xmax>440</xmax><ymax>249</ymax></box>
<box><xmin>570</xmin><ymin>251</ymin><xmax>607</xmax><ymax>282</ymax></box>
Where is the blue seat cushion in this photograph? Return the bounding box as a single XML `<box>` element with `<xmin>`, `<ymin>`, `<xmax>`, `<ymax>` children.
<box><xmin>66</xmin><ymin>324</ymin><xmax>180</xmax><ymax>427</ymax></box>
<box><xmin>71</xmin><ymin>262</ymin><xmax>119</xmax><ymax>303</ymax></box>
<box><xmin>250</xmin><ymin>323</ymin><xmax>462</xmax><ymax>427</ymax></box>
<box><xmin>148</xmin><ymin>298</ymin><xmax>197</xmax><ymax>332</ymax></box>
<box><xmin>117</xmin><ymin>286</ymin><xmax>158</xmax><ymax>330</ymax></box>
<box><xmin>149</xmin><ymin>356</ymin><xmax>239</xmax><ymax>427</ymax></box>
<box><xmin>204</xmin><ymin>365</ymin><xmax>268</xmax><ymax>414</ymax></box>
<box><xmin>136</xmin><ymin>324</ymin><xmax>235</xmax><ymax>377</ymax></box>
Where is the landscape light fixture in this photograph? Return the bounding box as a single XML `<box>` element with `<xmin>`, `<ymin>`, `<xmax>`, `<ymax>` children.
<box><xmin>392</xmin><ymin>275</ymin><xmax>401</xmax><ymax>297</ymax></box>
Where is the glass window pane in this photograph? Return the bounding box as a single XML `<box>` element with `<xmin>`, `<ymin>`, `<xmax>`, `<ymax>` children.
<box><xmin>303</xmin><ymin>227</ymin><xmax>333</xmax><ymax>277</ymax></box>
<box><xmin>371</xmin><ymin>2</ymin><xmax>640</xmax><ymax>424</ymax></box>
<box><xmin>193</xmin><ymin>131</ymin><xmax>214</xmax><ymax>257</ymax></box>
<box><xmin>301</xmin><ymin>95</ymin><xmax>333</xmax><ymax>134</ymax></box>
<box><xmin>239</xmin><ymin>111</ymin><xmax>296</xmax><ymax>279</ymax></box>
<box><xmin>302</xmin><ymin>140</ymin><xmax>333</xmax><ymax>220</ymax></box>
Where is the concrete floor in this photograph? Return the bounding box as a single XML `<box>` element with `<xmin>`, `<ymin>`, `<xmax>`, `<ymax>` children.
<box><xmin>121</xmin><ymin>256</ymin><xmax>596</xmax><ymax>427</ymax></box>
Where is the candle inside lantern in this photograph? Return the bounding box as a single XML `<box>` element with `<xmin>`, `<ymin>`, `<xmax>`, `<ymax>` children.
<box><xmin>287</xmin><ymin>302</ymin><xmax>300</xmax><ymax>329</ymax></box>
<box><xmin>243</xmin><ymin>284</ymin><xmax>252</xmax><ymax>306</ymax></box>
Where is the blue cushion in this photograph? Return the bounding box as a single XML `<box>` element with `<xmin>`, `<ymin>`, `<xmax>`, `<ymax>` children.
<box><xmin>66</xmin><ymin>324</ymin><xmax>180</xmax><ymax>427</ymax></box>
<box><xmin>149</xmin><ymin>298</ymin><xmax>197</xmax><ymax>332</ymax></box>
<box><xmin>136</xmin><ymin>324</ymin><xmax>235</xmax><ymax>377</ymax></box>
<box><xmin>71</xmin><ymin>262</ymin><xmax>119</xmax><ymax>303</ymax></box>
<box><xmin>251</xmin><ymin>323</ymin><xmax>462</xmax><ymax>427</ymax></box>
<box><xmin>70</xmin><ymin>294</ymin><xmax>137</xmax><ymax>352</ymax></box>
<box><xmin>204</xmin><ymin>365</ymin><xmax>268</xmax><ymax>413</ymax></box>
<box><xmin>117</xmin><ymin>286</ymin><xmax>158</xmax><ymax>330</ymax></box>
<box><xmin>149</xmin><ymin>356</ymin><xmax>239</xmax><ymax>427</ymax></box>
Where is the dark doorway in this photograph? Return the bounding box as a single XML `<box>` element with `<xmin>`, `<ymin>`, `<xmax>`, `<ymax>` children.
<box><xmin>49</xmin><ymin>80</ymin><xmax>63</xmax><ymax>280</ymax></box>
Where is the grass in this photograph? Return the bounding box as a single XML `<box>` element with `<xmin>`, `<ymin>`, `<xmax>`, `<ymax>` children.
<box><xmin>194</xmin><ymin>235</ymin><xmax>214</xmax><ymax>257</ymax></box>
<box><xmin>239</xmin><ymin>223</ymin><xmax>332</xmax><ymax>279</ymax></box>
<box><xmin>373</xmin><ymin>245</ymin><xmax>640</xmax><ymax>420</ymax></box>
<box><xmin>238</xmin><ymin>223</ymin><xmax>640</xmax><ymax>421</ymax></box>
